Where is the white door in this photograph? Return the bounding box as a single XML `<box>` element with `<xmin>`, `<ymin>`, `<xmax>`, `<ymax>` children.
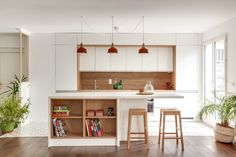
<box><xmin>55</xmin><ymin>45</ymin><xmax>77</xmax><ymax>91</ymax></box>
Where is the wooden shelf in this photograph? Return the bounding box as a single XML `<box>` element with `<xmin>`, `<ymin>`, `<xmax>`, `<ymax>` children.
<box><xmin>85</xmin><ymin>133</ymin><xmax>116</xmax><ymax>138</ymax></box>
<box><xmin>86</xmin><ymin>116</ymin><xmax>116</xmax><ymax>119</ymax></box>
<box><xmin>52</xmin><ymin>114</ymin><xmax>83</xmax><ymax>119</ymax></box>
<box><xmin>51</xmin><ymin>132</ymin><xmax>83</xmax><ymax>139</ymax></box>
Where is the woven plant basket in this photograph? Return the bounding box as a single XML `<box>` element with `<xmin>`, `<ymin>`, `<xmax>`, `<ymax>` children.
<box><xmin>214</xmin><ymin>124</ymin><xmax>234</xmax><ymax>143</ymax></box>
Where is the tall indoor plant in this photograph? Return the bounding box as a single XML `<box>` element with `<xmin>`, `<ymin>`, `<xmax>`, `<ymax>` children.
<box><xmin>197</xmin><ymin>96</ymin><xmax>236</xmax><ymax>143</ymax></box>
<box><xmin>0</xmin><ymin>96</ymin><xmax>30</xmax><ymax>133</ymax></box>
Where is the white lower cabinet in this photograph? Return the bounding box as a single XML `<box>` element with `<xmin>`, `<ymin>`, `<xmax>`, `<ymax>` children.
<box><xmin>55</xmin><ymin>45</ymin><xmax>77</xmax><ymax>91</ymax></box>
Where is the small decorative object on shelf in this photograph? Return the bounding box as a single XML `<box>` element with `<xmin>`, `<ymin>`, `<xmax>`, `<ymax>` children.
<box><xmin>52</xmin><ymin>118</ymin><xmax>68</xmax><ymax>137</ymax></box>
<box><xmin>86</xmin><ymin>110</ymin><xmax>95</xmax><ymax>117</ymax></box>
<box><xmin>53</xmin><ymin>105</ymin><xmax>70</xmax><ymax>117</ymax></box>
<box><xmin>144</xmin><ymin>81</ymin><xmax>154</xmax><ymax>93</ymax></box>
<box><xmin>166</xmin><ymin>82</ymin><xmax>173</xmax><ymax>90</ymax></box>
<box><xmin>95</xmin><ymin>110</ymin><xmax>104</xmax><ymax>117</ymax></box>
<box><xmin>107</xmin><ymin>107</ymin><xmax>114</xmax><ymax>116</ymax></box>
<box><xmin>85</xmin><ymin>119</ymin><xmax>103</xmax><ymax>137</ymax></box>
<box><xmin>113</xmin><ymin>80</ymin><xmax>123</xmax><ymax>90</ymax></box>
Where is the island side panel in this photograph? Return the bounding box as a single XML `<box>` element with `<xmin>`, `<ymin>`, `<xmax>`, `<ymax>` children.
<box><xmin>118</xmin><ymin>99</ymin><xmax>147</xmax><ymax>141</ymax></box>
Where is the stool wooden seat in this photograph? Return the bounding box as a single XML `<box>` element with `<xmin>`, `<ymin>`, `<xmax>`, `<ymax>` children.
<box><xmin>127</xmin><ymin>108</ymin><xmax>149</xmax><ymax>149</ymax></box>
<box><xmin>158</xmin><ymin>108</ymin><xmax>184</xmax><ymax>152</ymax></box>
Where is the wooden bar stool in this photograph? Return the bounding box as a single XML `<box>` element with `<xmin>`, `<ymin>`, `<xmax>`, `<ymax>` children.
<box><xmin>158</xmin><ymin>108</ymin><xmax>184</xmax><ymax>152</ymax></box>
<box><xmin>127</xmin><ymin>108</ymin><xmax>149</xmax><ymax>149</ymax></box>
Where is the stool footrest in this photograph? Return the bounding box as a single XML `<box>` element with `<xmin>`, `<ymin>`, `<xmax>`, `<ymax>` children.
<box><xmin>159</xmin><ymin>132</ymin><xmax>177</xmax><ymax>134</ymax></box>
<box><xmin>130</xmin><ymin>137</ymin><xmax>145</xmax><ymax>139</ymax></box>
<box><xmin>164</xmin><ymin>137</ymin><xmax>181</xmax><ymax>139</ymax></box>
<box><xmin>130</xmin><ymin>132</ymin><xmax>145</xmax><ymax>134</ymax></box>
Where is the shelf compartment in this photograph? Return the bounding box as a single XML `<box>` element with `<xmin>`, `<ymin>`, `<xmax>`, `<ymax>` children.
<box><xmin>51</xmin><ymin>99</ymin><xmax>83</xmax><ymax>116</ymax></box>
<box><xmin>85</xmin><ymin>118</ymin><xmax>116</xmax><ymax>138</ymax></box>
<box><xmin>85</xmin><ymin>99</ymin><xmax>117</xmax><ymax>117</ymax></box>
<box><xmin>52</xmin><ymin>114</ymin><xmax>83</xmax><ymax>119</ymax></box>
<box><xmin>51</xmin><ymin>118</ymin><xmax>83</xmax><ymax>139</ymax></box>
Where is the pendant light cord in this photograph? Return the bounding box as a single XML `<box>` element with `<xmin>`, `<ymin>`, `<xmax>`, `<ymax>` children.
<box><xmin>81</xmin><ymin>16</ymin><xmax>83</xmax><ymax>42</ymax></box>
<box><xmin>112</xmin><ymin>16</ymin><xmax>114</xmax><ymax>43</ymax></box>
<box><xmin>142</xmin><ymin>16</ymin><xmax>144</xmax><ymax>44</ymax></box>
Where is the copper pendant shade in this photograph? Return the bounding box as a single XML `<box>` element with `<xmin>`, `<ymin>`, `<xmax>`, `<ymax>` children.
<box><xmin>108</xmin><ymin>43</ymin><xmax>118</xmax><ymax>53</ymax></box>
<box><xmin>77</xmin><ymin>16</ymin><xmax>87</xmax><ymax>54</ymax></box>
<box><xmin>77</xmin><ymin>42</ymin><xmax>87</xmax><ymax>53</ymax></box>
<box><xmin>108</xmin><ymin>16</ymin><xmax>118</xmax><ymax>53</ymax></box>
<box><xmin>139</xmin><ymin>16</ymin><xmax>148</xmax><ymax>54</ymax></box>
<box><xmin>139</xmin><ymin>43</ymin><xmax>148</xmax><ymax>54</ymax></box>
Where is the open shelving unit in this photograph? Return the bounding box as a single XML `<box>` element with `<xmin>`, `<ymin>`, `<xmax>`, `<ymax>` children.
<box><xmin>49</xmin><ymin>98</ymin><xmax>118</xmax><ymax>146</ymax></box>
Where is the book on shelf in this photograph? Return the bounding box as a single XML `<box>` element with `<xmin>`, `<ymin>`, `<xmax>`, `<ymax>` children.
<box><xmin>85</xmin><ymin>119</ymin><xmax>103</xmax><ymax>137</ymax></box>
<box><xmin>53</xmin><ymin>105</ymin><xmax>70</xmax><ymax>117</ymax></box>
<box><xmin>52</xmin><ymin>118</ymin><xmax>68</xmax><ymax>137</ymax></box>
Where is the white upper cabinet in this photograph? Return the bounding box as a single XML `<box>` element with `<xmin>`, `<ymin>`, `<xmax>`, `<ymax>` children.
<box><xmin>55</xmin><ymin>33</ymin><xmax>77</xmax><ymax>45</ymax></box>
<box><xmin>55</xmin><ymin>45</ymin><xmax>77</xmax><ymax>91</ymax></box>
<box><xmin>110</xmin><ymin>47</ymin><xmax>126</xmax><ymax>71</ymax></box>
<box><xmin>95</xmin><ymin>47</ymin><xmax>110</xmax><ymax>71</ymax></box>
<box><xmin>79</xmin><ymin>47</ymin><xmax>95</xmax><ymax>71</ymax></box>
<box><xmin>157</xmin><ymin>47</ymin><xmax>173</xmax><ymax>72</ymax></box>
<box><xmin>142</xmin><ymin>47</ymin><xmax>158</xmax><ymax>71</ymax></box>
<box><xmin>126</xmin><ymin>47</ymin><xmax>142</xmax><ymax>71</ymax></box>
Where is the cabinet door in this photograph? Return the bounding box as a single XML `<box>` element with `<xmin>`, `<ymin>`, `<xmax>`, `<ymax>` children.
<box><xmin>157</xmin><ymin>47</ymin><xmax>173</xmax><ymax>72</ymax></box>
<box><xmin>79</xmin><ymin>47</ymin><xmax>95</xmax><ymax>71</ymax></box>
<box><xmin>142</xmin><ymin>47</ymin><xmax>158</xmax><ymax>71</ymax></box>
<box><xmin>56</xmin><ymin>45</ymin><xmax>77</xmax><ymax>91</ymax></box>
<box><xmin>95</xmin><ymin>47</ymin><xmax>110</xmax><ymax>71</ymax></box>
<box><xmin>110</xmin><ymin>47</ymin><xmax>126</xmax><ymax>71</ymax></box>
<box><xmin>176</xmin><ymin>46</ymin><xmax>200</xmax><ymax>90</ymax></box>
<box><xmin>126</xmin><ymin>47</ymin><xmax>142</xmax><ymax>71</ymax></box>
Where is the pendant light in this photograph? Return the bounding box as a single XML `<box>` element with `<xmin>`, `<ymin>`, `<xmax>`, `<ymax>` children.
<box><xmin>139</xmin><ymin>16</ymin><xmax>148</xmax><ymax>54</ymax></box>
<box><xmin>108</xmin><ymin>16</ymin><xmax>118</xmax><ymax>53</ymax></box>
<box><xmin>77</xmin><ymin>16</ymin><xmax>87</xmax><ymax>53</ymax></box>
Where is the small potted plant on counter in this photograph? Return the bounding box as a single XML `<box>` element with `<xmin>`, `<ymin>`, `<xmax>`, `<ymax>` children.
<box><xmin>0</xmin><ymin>96</ymin><xmax>30</xmax><ymax>133</ymax></box>
<box><xmin>197</xmin><ymin>96</ymin><xmax>236</xmax><ymax>143</ymax></box>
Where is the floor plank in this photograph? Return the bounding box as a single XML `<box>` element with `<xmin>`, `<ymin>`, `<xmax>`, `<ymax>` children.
<box><xmin>0</xmin><ymin>136</ymin><xmax>236</xmax><ymax>157</ymax></box>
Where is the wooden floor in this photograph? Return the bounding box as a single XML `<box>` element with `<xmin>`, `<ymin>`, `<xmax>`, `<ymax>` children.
<box><xmin>0</xmin><ymin>136</ymin><xmax>236</xmax><ymax>157</ymax></box>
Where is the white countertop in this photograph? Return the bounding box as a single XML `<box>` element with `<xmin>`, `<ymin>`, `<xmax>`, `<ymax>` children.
<box><xmin>49</xmin><ymin>90</ymin><xmax>184</xmax><ymax>99</ymax></box>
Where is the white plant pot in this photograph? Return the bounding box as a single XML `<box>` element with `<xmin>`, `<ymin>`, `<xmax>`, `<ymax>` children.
<box><xmin>214</xmin><ymin>124</ymin><xmax>234</xmax><ymax>143</ymax></box>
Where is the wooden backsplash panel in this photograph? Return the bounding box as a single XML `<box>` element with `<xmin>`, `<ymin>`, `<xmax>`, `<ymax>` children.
<box><xmin>79</xmin><ymin>72</ymin><xmax>175</xmax><ymax>90</ymax></box>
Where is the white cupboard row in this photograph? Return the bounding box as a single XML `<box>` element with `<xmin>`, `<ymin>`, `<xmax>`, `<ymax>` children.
<box><xmin>79</xmin><ymin>46</ymin><xmax>174</xmax><ymax>72</ymax></box>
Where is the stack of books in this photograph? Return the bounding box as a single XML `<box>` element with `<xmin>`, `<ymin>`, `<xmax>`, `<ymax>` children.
<box><xmin>52</xmin><ymin>118</ymin><xmax>67</xmax><ymax>137</ymax></box>
<box><xmin>52</xmin><ymin>105</ymin><xmax>70</xmax><ymax>117</ymax></box>
<box><xmin>85</xmin><ymin>119</ymin><xmax>103</xmax><ymax>137</ymax></box>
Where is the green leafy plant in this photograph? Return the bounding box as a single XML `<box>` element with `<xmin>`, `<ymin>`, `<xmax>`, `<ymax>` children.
<box><xmin>0</xmin><ymin>96</ymin><xmax>30</xmax><ymax>133</ymax></box>
<box><xmin>197</xmin><ymin>96</ymin><xmax>236</xmax><ymax>127</ymax></box>
<box><xmin>0</xmin><ymin>74</ymin><xmax>27</xmax><ymax>97</ymax></box>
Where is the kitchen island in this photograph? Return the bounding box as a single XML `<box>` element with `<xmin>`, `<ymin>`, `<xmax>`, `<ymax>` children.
<box><xmin>48</xmin><ymin>91</ymin><xmax>183</xmax><ymax>147</ymax></box>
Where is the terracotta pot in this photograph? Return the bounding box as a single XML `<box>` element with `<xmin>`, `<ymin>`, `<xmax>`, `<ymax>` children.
<box><xmin>214</xmin><ymin>124</ymin><xmax>234</xmax><ymax>143</ymax></box>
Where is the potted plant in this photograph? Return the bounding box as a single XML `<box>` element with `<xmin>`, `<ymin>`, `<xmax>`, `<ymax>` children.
<box><xmin>0</xmin><ymin>96</ymin><xmax>30</xmax><ymax>133</ymax></box>
<box><xmin>197</xmin><ymin>96</ymin><xmax>236</xmax><ymax>143</ymax></box>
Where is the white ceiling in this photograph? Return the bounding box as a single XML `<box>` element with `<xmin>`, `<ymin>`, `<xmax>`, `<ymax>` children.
<box><xmin>1</xmin><ymin>0</ymin><xmax>236</xmax><ymax>33</ymax></box>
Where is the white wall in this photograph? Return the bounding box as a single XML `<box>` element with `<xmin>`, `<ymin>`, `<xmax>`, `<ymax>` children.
<box><xmin>204</xmin><ymin>17</ymin><xmax>236</xmax><ymax>95</ymax></box>
<box><xmin>29</xmin><ymin>33</ymin><xmax>55</xmax><ymax>122</ymax></box>
<box><xmin>29</xmin><ymin>33</ymin><xmax>202</xmax><ymax>122</ymax></box>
